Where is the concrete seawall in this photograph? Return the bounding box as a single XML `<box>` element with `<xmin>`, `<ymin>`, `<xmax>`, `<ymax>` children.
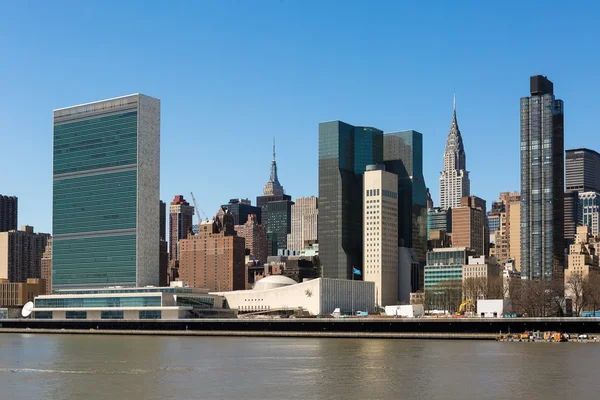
<box><xmin>1</xmin><ymin>317</ymin><xmax>600</xmax><ymax>339</ymax></box>
<box><xmin>0</xmin><ymin>328</ymin><xmax>497</xmax><ymax>340</ymax></box>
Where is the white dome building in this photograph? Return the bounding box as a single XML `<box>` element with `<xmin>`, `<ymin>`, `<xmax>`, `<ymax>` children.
<box><xmin>253</xmin><ymin>275</ymin><xmax>297</xmax><ymax>291</ymax></box>
<box><xmin>213</xmin><ymin>277</ymin><xmax>375</xmax><ymax>316</ymax></box>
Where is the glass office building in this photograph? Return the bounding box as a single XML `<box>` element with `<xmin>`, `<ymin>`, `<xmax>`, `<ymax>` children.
<box><xmin>424</xmin><ymin>247</ymin><xmax>474</xmax><ymax>311</ymax></box>
<box><xmin>31</xmin><ymin>286</ymin><xmax>231</xmax><ymax>320</ymax></box>
<box><xmin>520</xmin><ymin>76</ymin><xmax>564</xmax><ymax>281</ymax></box>
<box><xmin>52</xmin><ymin>94</ymin><xmax>160</xmax><ymax>289</ymax></box>
<box><xmin>427</xmin><ymin>207</ymin><xmax>452</xmax><ymax>239</ymax></box>
<box><xmin>384</xmin><ymin>130</ymin><xmax>427</xmax><ymax>262</ymax></box>
<box><xmin>566</xmin><ymin>148</ymin><xmax>600</xmax><ymax>193</ymax></box>
<box><xmin>580</xmin><ymin>192</ymin><xmax>600</xmax><ymax>235</ymax></box>
<box><xmin>318</xmin><ymin>121</ymin><xmax>383</xmax><ymax>279</ymax></box>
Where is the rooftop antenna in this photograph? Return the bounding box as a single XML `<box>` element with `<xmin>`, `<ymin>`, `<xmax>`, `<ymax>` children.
<box><xmin>453</xmin><ymin>91</ymin><xmax>456</xmax><ymax>112</ymax></box>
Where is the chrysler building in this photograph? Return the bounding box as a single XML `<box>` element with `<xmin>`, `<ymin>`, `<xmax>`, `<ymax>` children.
<box><xmin>439</xmin><ymin>95</ymin><xmax>470</xmax><ymax>209</ymax></box>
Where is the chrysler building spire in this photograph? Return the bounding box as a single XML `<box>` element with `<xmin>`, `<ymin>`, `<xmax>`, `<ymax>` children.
<box><xmin>439</xmin><ymin>94</ymin><xmax>470</xmax><ymax>209</ymax></box>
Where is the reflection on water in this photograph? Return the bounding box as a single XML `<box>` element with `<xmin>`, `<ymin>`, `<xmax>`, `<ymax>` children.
<box><xmin>0</xmin><ymin>334</ymin><xmax>598</xmax><ymax>400</ymax></box>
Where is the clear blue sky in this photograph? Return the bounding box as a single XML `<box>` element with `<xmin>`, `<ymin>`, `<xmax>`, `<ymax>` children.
<box><xmin>1</xmin><ymin>1</ymin><xmax>599</xmax><ymax>234</ymax></box>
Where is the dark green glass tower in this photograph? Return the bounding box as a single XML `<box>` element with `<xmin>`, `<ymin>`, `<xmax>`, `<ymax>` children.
<box><xmin>318</xmin><ymin>121</ymin><xmax>383</xmax><ymax>279</ymax></box>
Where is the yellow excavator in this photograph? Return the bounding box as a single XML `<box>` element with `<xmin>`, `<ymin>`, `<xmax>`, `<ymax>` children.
<box><xmin>454</xmin><ymin>299</ymin><xmax>473</xmax><ymax>317</ymax></box>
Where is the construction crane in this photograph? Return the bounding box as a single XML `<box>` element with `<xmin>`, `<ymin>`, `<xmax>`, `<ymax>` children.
<box><xmin>190</xmin><ymin>192</ymin><xmax>209</xmax><ymax>223</ymax></box>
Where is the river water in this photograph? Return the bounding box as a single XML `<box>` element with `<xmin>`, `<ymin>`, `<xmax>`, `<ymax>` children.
<box><xmin>0</xmin><ymin>333</ymin><xmax>597</xmax><ymax>399</ymax></box>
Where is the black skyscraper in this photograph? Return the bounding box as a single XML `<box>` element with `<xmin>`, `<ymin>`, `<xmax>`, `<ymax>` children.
<box><xmin>520</xmin><ymin>75</ymin><xmax>565</xmax><ymax>281</ymax></box>
<box><xmin>318</xmin><ymin>121</ymin><xmax>383</xmax><ymax>279</ymax></box>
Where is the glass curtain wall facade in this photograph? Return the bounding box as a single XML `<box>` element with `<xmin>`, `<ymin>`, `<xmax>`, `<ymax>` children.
<box><xmin>384</xmin><ymin>130</ymin><xmax>427</xmax><ymax>263</ymax></box>
<box><xmin>221</xmin><ymin>199</ymin><xmax>262</xmax><ymax>225</ymax></box>
<box><xmin>520</xmin><ymin>76</ymin><xmax>564</xmax><ymax>281</ymax></box>
<box><xmin>263</xmin><ymin>199</ymin><xmax>293</xmax><ymax>254</ymax></box>
<box><xmin>318</xmin><ymin>121</ymin><xmax>383</xmax><ymax>279</ymax></box>
<box><xmin>580</xmin><ymin>192</ymin><xmax>600</xmax><ymax>235</ymax></box>
<box><xmin>424</xmin><ymin>247</ymin><xmax>473</xmax><ymax>311</ymax></box>
<box><xmin>427</xmin><ymin>207</ymin><xmax>451</xmax><ymax>239</ymax></box>
<box><xmin>52</xmin><ymin>94</ymin><xmax>160</xmax><ymax>289</ymax></box>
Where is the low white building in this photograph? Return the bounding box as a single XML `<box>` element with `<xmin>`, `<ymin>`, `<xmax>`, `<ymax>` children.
<box><xmin>32</xmin><ymin>285</ymin><xmax>232</xmax><ymax>320</ymax></box>
<box><xmin>384</xmin><ymin>304</ymin><xmax>424</xmax><ymax>318</ymax></box>
<box><xmin>476</xmin><ymin>299</ymin><xmax>512</xmax><ymax>318</ymax></box>
<box><xmin>214</xmin><ymin>276</ymin><xmax>375</xmax><ymax>316</ymax></box>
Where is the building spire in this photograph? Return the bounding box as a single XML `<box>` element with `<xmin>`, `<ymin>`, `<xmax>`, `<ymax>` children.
<box><xmin>439</xmin><ymin>93</ymin><xmax>469</xmax><ymax>209</ymax></box>
<box><xmin>453</xmin><ymin>91</ymin><xmax>456</xmax><ymax>113</ymax></box>
<box><xmin>264</xmin><ymin>138</ymin><xmax>284</xmax><ymax>196</ymax></box>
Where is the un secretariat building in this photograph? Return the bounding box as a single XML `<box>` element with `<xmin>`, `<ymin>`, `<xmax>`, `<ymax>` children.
<box><xmin>52</xmin><ymin>94</ymin><xmax>160</xmax><ymax>290</ymax></box>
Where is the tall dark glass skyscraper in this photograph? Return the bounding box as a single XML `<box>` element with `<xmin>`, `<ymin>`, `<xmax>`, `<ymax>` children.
<box><xmin>520</xmin><ymin>75</ymin><xmax>564</xmax><ymax>281</ymax></box>
<box><xmin>384</xmin><ymin>130</ymin><xmax>427</xmax><ymax>262</ymax></box>
<box><xmin>318</xmin><ymin>121</ymin><xmax>383</xmax><ymax>279</ymax></box>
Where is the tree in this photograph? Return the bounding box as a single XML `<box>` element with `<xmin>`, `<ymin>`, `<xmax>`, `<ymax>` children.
<box><xmin>487</xmin><ymin>276</ymin><xmax>505</xmax><ymax>299</ymax></box>
<box><xmin>510</xmin><ymin>279</ymin><xmax>564</xmax><ymax>317</ymax></box>
<box><xmin>425</xmin><ymin>280</ymin><xmax>462</xmax><ymax>314</ymax></box>
<box><xmin>565</xmin><ymin>272</ymin><xmax>586</xmax><ymax>316</ymax></box>
<box><xmin>462</xmin><ymin>277</ymin><xmax>486</xmax><ymax>301</ymax></box>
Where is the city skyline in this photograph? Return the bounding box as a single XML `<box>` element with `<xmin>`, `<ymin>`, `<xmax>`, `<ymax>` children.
<box><xmin>2</xmin><ymin>3</ymin><xmax>600</xmax><ymax>233</ymax></box>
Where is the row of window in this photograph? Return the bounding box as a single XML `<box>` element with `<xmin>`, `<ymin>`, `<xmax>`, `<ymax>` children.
<box><xmin>33</xmin><ymin>310</ymin><xmax>162</xmax><ymax>320</ymax></box>
<box><xmin>35</xmin><ymin>296</ymin><xmax>160</xmax><ymax>308</ymax></box>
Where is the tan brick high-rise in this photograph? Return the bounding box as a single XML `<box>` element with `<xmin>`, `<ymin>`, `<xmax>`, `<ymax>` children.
<box><xmin>489</xmin><ymin>192</ymin><xmax>520</xmax><ymax>266</ymax></box>
<box><xmin>235</xmin><ymin>214</ymin><xmax>268</xmax><ymax>264</ymax></box>
<box><xmin>179</xmin><ymin>218</ymin><xmax>245</xmax><ymax>291</ymax></box>
<box><xmin>451</xmin><ymin>196</ymin><xmax>487</xmax><ymax>256</ymax></box>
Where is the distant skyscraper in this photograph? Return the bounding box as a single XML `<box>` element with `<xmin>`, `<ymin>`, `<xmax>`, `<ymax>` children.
<box><xmin>256</xmin><ymin>140</ymin><xmax>293</xmax><ymax>255</ymax></box>
<box><xmin>452</xmin><ymin>196</ymin><xmax>488</xmax><ymax>257</ymax></box>
<box><xmin>263</xmin><ymin>138</ymin><xmax>284</xmax><ymax>197</ymax></box>
<box><xmin>52</xmin><ymin>94</ymin><xmax>160</xmax><ymax>289</ymax></box>
<box><xmin>508</xmin><ymin>198</ymin><xmax>522</xmax><ymax>271</ymax></box>
<box><xmin>0</xmin><ymin>195</ymin><xmax>17</xmax><ymax>232</ymax></box>
<box><xmin>169</xmin><ymin>195</ymin><xmax>194</xmax><ymax>262</ymax></box>
<box><xmin>318</xmin><ymin>121</ymin><xmax>383</xmax><ymax>279</ymax></box>
<box><xmin>40</xmin><ymin>238</ymin><xmax>52</xmax><ymax>294</ymax></box>
<box><xmin>488</xmin><ymin>192</ymin><xmax>520</xmax><ymax>265</ymax></box>
<box><xmin>0</xmin><ymin>226</ymin><xmax>49</xmax><ymax>283</ymax></box>
<box><xmin>566</xmin><ymin>148</ymin><xmax>600</xmax><ymax>193</ymax></box>
<box><xmin>520</xmin><ymin>75</ymin><xmax>564</xmax><ymax>281</ymax></box>
<box><xmin>427</xmin><ymin>207</ymin><xmax>451</xmax><ymax>239</ymax></box>
<box><xmin>439</xmin><ymin>95</ymin><xmax>470</xmax><ymax>210</ymax></box>
<box><xmin>579</xmin><ymin>192</ymin><xmax>600</xmax><ymax>236</ymax></box>
<box><xmin>159</xmin><ymin>200</ymin><xmax>167</xmax><ymax>241</ymax></box>
<box><xmin>287</xmin><ymin>196</ymin><xmax>318</xmax><ymax>251</ymax></box>
<box><xmin>221</xmin><ymin>199</ymin><xmax>262</xmax><ymax>225</ymax></box>
<box><xmin>363</xmin><ymin>165</ymin><xmax>399</xmax><ymax>306</ymax></box>
<box><xmin>564</xmin><ymin>191</ymin><xmax>581</xmax><ymax>245</ymax></box>
<box><xmin>235</xmin><ymin>214</ymin><xmax>268</xmax><ymax>264</ymax></box>
<box><xmin>384</xmin><ymin>130</ymin><xmax>427</xmax><ymax>263</ymax></box>
<box><xmin>159</xmin><ymin>200</ymin><xmax>168</xmax><ymax>286</ymax></box>
<box><xmin>426</xmin><ymin>188</ymin><xmax>434</xmax><ymax>209</ymax></box>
